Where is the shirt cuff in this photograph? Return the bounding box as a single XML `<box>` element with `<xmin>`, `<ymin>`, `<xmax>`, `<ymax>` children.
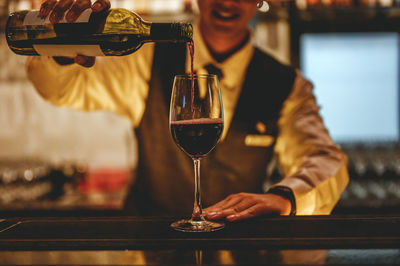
<box><xmin>266</xmin><ymin>186</ymin><xmax>297</xmax><ymax>216</ymax></box>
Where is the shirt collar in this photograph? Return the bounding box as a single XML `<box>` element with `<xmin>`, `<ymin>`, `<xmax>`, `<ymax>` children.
<box><xmin>188</xmin><ymin>23</ymin><xmax>254</xmax><ymax>90</ymax></box>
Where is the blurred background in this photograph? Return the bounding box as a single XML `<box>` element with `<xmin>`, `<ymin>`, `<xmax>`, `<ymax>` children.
<box><xmin>0</xmin><ymin>0</ymin><xmax>399</xmax><ymax>214</ymax></box>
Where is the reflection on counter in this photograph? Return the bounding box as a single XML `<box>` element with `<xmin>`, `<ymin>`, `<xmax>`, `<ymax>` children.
<box><xmin>0</xmin><ymin>249</ymin><xmax>399</xmax><ymax>265</ymax></box>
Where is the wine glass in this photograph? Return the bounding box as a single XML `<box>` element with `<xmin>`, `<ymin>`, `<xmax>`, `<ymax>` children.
<box><xmin>169</xmin><ymin>74</ymin><xmax>224</xmax><ymax>232</ymax></box>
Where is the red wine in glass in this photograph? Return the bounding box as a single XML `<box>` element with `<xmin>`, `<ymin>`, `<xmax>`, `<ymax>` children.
<box><xmin>169</xmin><ymin>74</ymin><xmax>224</xmax><ymax>232</ymax></box>
<box><xmin>170</xmin><ymin>118</ymin><xmax>223</xmax><ymax>158</ymax></box>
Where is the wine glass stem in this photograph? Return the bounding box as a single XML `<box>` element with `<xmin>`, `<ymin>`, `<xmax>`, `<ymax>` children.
<box><xmin>192</xmin><ymin>158</ymin><xmax>203</xmax><ymax>221</ymax></box>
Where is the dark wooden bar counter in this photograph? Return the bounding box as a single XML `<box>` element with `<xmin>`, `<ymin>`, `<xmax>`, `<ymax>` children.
<box><xmin>1</xmin><ymin>214</ymin><xmax>400</xmax><ymax>265</ymax></box>
<box><xmin>1</xmin><ymin>214</ymin><xmax>400</xmax><ymax>250</ymax></box>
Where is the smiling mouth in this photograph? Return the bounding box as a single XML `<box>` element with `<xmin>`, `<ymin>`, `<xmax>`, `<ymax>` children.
<box><xmin>212</xmin><ymin>10</ymin><xmax>240</xmax><ymax>21</ymax></box>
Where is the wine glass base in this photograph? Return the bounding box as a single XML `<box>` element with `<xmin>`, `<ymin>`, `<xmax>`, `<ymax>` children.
<box><xmin>171</xmin><ymin>219</ymin><xmax>225</xmax><ymax>232</ymax></box>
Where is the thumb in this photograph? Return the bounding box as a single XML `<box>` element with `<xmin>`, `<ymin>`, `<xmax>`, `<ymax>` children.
<box><xmin>75</xmin><ymin>55</ymin><xmax>96</xmax><ymax>67</ymax></box>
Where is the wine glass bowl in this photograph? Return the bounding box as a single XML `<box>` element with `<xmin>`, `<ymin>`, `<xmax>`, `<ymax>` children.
<box><xmin>169</xmin><ymin>74</ymin><xmax>224</xmax><ymax>232</ymax></box>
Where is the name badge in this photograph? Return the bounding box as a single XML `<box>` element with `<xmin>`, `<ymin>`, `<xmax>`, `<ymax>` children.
<box><xmin>244</xmin><ymin>134</ymin><xmax>274</xmax><ymax>147</ymax></box>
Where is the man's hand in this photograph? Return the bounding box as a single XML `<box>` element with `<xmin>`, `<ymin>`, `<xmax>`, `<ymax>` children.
<box><xmin>38</xmin><ymin>0</ymin><xmax>111</xmax><ymax>67</ymax></box>
<box><xmin>203</xmin><ymin>192</ymin><xmax>292</xmax><ymax>222</ymax></box>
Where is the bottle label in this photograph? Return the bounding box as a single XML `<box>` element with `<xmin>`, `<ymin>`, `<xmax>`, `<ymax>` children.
<box><xmin>33</xmin><ymin>44</ymin><xmax>105</xmax><ymax>56</ymax></box>
<box><xmin>23</xmin><ymin>9</ymin><xmax>104</xmax><ymax>56</ymax></box>
<box><xmin>23</xmin><ymin>9</ymin><xmax>93</xmax><ymax>25</ymax></box>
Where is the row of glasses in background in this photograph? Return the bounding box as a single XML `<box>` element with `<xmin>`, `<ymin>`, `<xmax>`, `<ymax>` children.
<box><xmin>263</xmin><ymin>143</ymin><xmax>400</xmax><ymax>212</ymax></box>
<box><xmin>337</xmin><ymin>143</ymin><xmax>400</xmax><ymax>210</ymax></box>
<box><xmin>0</xmin><ymin>160</ymin><xmax>85</xmax><ymax>208</ymax></box>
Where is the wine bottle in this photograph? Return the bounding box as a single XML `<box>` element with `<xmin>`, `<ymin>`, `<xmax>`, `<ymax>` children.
<box><xmin>5</xmin><ymin>8</ymin><xmax>193</xmax><ymax>56</ymax></box>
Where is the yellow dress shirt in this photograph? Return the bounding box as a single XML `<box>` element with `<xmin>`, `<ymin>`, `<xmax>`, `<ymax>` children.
<box><xmin>26</xmin><ymin>25</ymin><xmax>349</xmax><ymax>215</ymax></box>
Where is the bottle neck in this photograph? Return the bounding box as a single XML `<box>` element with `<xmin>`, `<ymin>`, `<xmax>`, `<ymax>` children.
<box><xmin>147</xmin><ymin>23</ymin><xmax>193</xmax><ymax>43</ymax></box>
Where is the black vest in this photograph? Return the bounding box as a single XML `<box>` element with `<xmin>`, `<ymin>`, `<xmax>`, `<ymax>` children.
<box><xmin>124</xmin><ymin>43</ymin><xmax>296</xmax><ymax>215</ymax></box>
